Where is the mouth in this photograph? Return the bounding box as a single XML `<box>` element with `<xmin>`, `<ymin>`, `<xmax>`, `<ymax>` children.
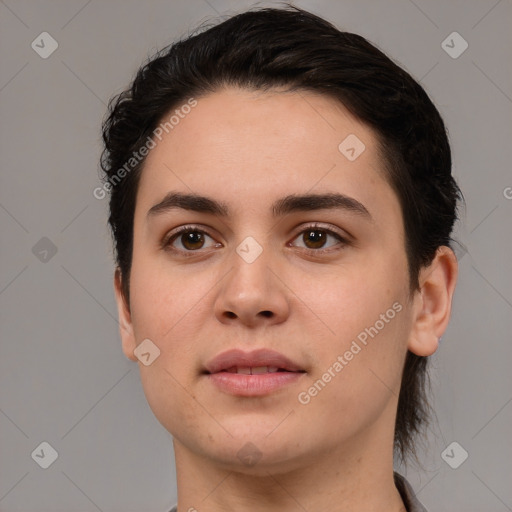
<box><xmin>219</xmin><ymin>366</ymin><xmax>297</xmax><ymax>374</ymax></box>
<box><xmin>203</xmin><ymin>349</ymin><xmax>306</xmax><ymax>397</ymax></box>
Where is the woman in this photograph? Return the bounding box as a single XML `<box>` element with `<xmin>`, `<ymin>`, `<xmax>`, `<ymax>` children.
<box><xmin>101</xmin><ymin>5</ymin><xmax>460</xmax><ymax>511</ymax></box>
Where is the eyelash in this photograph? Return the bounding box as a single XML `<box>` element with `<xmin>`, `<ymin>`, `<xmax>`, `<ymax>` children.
<box><xmin>161</xmin><ymin>223</ymin><xmax>350</xmax><ymax>258</ymax></box>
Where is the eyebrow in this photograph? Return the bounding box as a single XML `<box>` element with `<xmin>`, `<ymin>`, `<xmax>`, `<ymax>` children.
<box><xmin>147</xmin><ymin>191</ymin><xmax>372</xmax><ymax>221</ymax></box>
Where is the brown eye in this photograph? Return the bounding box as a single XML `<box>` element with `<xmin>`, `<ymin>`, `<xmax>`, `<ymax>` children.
<box><xmin>302</xmin><ymin>229</ymin><xmax>328</xmax><ymax>249</ymax></box>
<box><xmin>165</xmin><ymin>228</ymin><xmax>219</xmax><ymax>253</ymax></box>
<box><xmin>180</xmin><ymin>231</ymin><xmax>206</xmax><ymax>250</ymax></box>
<box><xmin>290</xmin><ymin>225</ymin><xmax>347</xmax><ymax>253</ymax></box>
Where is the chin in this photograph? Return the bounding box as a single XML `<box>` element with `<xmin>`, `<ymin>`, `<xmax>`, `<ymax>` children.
<box><xmin>194</xmin><ymin>428</ymin><xmax>307</xmax><ymax>475</ymax></box>
<box><xmin>211</xmin><ymin>444</ymin><xmax>306</xmax><ymax>476</ymax></box>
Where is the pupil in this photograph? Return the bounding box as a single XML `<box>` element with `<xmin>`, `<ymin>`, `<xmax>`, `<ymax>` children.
<box><xmin>183</xmin><ymin>232</ymin><xmax>204</xmax><ymax>249</ymax></box>
<box><xmin>304</xmin><ymin>230</ymin><xmax>325</xmax><ymax>249</ymax></box>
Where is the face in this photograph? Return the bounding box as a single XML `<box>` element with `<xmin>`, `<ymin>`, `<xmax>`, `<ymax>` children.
<box><xmin>117</xmin><ymin>87</ymin><xmax>423</xmax><ymax>473</ymax></box>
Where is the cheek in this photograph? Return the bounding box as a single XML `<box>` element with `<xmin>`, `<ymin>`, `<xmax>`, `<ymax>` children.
<box><xmin>297</xmin><ymin>253</ymin><xmax>406</xmax><ymax>346</ymax></box>
<box><xmin>139</xmin><ymin>361</ymin><xmax>215</xmax><ymax>445</ymax></box>
<box><xmin>296</xmin><ymin>305</ymin><xmax>409</xmax><ymax>445</ymax></box>
<box><xmin>129</xmin><ymin>252</ymin><xmax>215</xmax><ymax>433</ymax></box>
<box><xmin>294</xmin><ymin>253</ymin><xmax>410</xmax><ymax>411</ymax></box>
<box><xmin>129</xmin><ymin>246</ymin><xmax>209</xmax><ymax>338</ymax></box>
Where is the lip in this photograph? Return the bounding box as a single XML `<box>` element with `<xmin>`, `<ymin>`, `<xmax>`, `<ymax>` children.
<box><xmin>204</xmin><ymin>348</ymin><xmax>304</xmax><ymax>374</ymax></box>
<box><xmin>203</xmin><ymin>348</ymin><xmax>306</xmax><ymax>397</ymax></box>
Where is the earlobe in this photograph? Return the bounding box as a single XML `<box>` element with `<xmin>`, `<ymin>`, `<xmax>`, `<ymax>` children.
<box><xmin>114</xmin><ymin>268</ymin><xmax>138</xmax><ymax>362</ymax></box>
<box><xmin>407</xmin><ymin>246</ymin><xmax>458</xmax><ymax>357</ymax></box>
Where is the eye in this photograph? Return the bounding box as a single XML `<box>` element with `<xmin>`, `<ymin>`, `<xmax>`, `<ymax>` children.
<box><xmin>163</xmin><ymin>226</ymin><xmax>221</xmax><ymax>253</ymax></box>
<box><xmin>289</xmin><ymin>224</ymin><xmax>348</xmax><ymax>253</ymax></box>
<box><xmin>162</xmin><ymin>223</ymin><xmax>349</xmax><ymax>257</ymax></box>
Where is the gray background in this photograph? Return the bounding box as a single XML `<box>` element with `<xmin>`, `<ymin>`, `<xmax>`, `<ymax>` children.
<box><xmin>0</xmin><ymin>0</ymin><xmax>511</xmax><ymax>510</ymax></box>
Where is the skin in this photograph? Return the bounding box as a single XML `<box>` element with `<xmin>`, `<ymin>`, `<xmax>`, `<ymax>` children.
<box><xmin>114</xmin><ymin>87</ymin><xmax>458</xmax><ymax>511</ymax></box>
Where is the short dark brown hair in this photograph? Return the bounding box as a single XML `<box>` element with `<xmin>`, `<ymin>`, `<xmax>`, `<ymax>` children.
<box><xmin>100</xmin><ymin>4</ymin><xmax>462</xmax><ymax>463</ymax></box>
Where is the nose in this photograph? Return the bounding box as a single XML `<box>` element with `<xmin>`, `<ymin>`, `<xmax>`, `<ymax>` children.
<box><xmin>213</xmin><ymin>243</ymin><xmax>290</xmax><ymax>328</ymax></box>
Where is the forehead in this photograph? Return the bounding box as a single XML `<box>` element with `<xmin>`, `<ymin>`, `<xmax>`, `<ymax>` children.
<box><xmin>135</xmin><ymin>87</ymin><xmax>397</xmax><ymax>222</ymax></box>
<box><xmin>144</xmin><ymin>86</ymin><xmax>375</xmax><ymax>166</ymax></box>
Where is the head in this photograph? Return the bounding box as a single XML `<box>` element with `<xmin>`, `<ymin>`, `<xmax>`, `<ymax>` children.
<box><xmin>100</xmin><ymin>5</ymin><xmax>460</xmax><ymax>467</ymax></box>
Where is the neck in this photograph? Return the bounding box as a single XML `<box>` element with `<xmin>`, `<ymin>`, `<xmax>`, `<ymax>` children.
<box><xmin>173</xmin><ymin>423</ymin><xmax>405</xmax><ymax>512</ymax></box>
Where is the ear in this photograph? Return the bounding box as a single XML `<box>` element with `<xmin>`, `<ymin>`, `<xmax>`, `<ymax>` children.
<box><xmin>408</xmin><ymin>246</ymin><xmax>458</xmax><ymax>356</ymax></box>
<box><xmin>114</xmin><ymin>268</ymin><xmax>138</xmax><ymax>362</ymax></box>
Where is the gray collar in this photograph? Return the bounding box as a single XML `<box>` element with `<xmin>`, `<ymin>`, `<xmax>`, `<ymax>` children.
<box><xmin>394</xmin><ymin>472</ymin><xmax>428</xmax><ymax>512</ymax></box>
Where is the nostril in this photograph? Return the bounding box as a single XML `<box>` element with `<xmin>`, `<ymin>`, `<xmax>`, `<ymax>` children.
<box><xmin>225</xmin><ymin>311</ymin><xmax>237</xmax><ymax>319</ymax></box>
<box><xmin>260</xmin><ymin>310</ymin><xmax>273</xmax><ymax>318</ymax></box>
